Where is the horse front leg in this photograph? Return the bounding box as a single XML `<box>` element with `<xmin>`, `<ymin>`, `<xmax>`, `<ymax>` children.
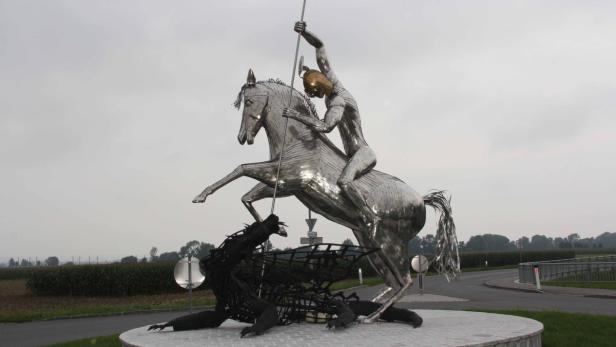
<box><xmin>242</xmin><ymin>183</ymin><xmax>292</xmax><ymax>222</ymax></box>
<box><xmin>192</xmin><ymin>161</ymin><xmax>279</xmax><ymax>204</ymax></box>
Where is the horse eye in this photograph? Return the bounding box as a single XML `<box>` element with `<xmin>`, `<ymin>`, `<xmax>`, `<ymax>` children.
<box><xmin>245</xmin><ymin>100</ymin><xmax>253</xmax><ymax>106</ymax></box>
<box><xmin>250</xmin><ymin>114</ymin><xmax>261</xmax><ymax>120</ymax></box>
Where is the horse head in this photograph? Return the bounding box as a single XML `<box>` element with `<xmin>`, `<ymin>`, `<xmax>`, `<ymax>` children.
<box><xmin>237</xmin><ymin>69</ymin><xmax>270</xmax><ymax>145</ymax></box>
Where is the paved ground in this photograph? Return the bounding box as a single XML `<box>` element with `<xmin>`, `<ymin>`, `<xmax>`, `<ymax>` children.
<box><xmin>120</xmin><ymin>310</ymin><xmax>543</xmax><ymax>347</ymax></box>
<box><xmin>1</xmin><ymin>269</ymin><xmax>615</xmax><ymax>346</ymax></box>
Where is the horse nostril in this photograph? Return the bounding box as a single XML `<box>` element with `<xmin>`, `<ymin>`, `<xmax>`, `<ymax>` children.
<box><xmin>238</xmin><ymin>134</ymin><xmax>246</xmax><ymax>145</ymax></box>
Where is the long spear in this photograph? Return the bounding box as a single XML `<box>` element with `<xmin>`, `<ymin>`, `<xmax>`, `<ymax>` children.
<box><xmin>258</xmin><ymin>0</ymin><xmax>308</xmax><ymax>299</ymax></box>
<box><xmin>269</xmin><ymin>0</ymin><xmax>308</xmax><ymax>214</ymax></box>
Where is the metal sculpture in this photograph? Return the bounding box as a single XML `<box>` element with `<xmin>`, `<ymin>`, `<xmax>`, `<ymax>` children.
<box><xmin>148</xmin><ymin>214</ymin><xmax>422</xmax><ymax>337</ymax></box>
<box><xmin>192</xmin><ymin>66</ymin><xmax>460</xmax><ymax>321</ymax></box>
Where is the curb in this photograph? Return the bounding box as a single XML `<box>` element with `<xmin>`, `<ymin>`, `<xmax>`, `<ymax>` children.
<box><xmin>582</xmin><ymin>294</ymin><xmax>616</xmax><ymax>300</ymax></box>
<box><xmin>483</xmin><ymin>281</ymin><xmax>542</xmax><ymax>294</ymax></box>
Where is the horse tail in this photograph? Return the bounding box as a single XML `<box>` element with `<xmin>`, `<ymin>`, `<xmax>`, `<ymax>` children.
<box><xmin>423</xmin><ymin>190</ymin><xmax>460</xmax><ymax>281</ymax></box>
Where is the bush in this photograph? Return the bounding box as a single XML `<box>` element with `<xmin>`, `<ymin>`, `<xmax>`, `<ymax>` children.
<box><xmin>26</xmin><ymin>262</ymin><xmax>191</xmax><ymax>296</ymax></box>
<box><xmin>0</xmin><ymin>267</ymin><xmax>44</xmax><ymax>280</ymax></box>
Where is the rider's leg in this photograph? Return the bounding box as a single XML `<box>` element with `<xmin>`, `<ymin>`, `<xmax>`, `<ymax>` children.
<box><xmin>338</xmin><ymin>146</ymin><xmax>378</xmax><ymax>233</ymax></box>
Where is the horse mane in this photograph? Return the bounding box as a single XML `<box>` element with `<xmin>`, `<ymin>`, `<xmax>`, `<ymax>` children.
<box><xmin>233</xmin><ymin>79</ymin><xmax>318</xmax><ymax>118</ymax></box>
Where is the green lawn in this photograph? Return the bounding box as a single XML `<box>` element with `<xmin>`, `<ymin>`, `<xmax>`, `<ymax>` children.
<box><xmin>49</xmin><ymin>310</ymin><xmax>616</xmax><ymax>347</ymax></box>
<box><xmin>329</xmin><ymin>276</ymin><xmax>383</xmax><ymax>291</ymax></box>
<box><xmin>543</xmin><ymin>281</ymin><xmax>616</xmax><ymax>290</ymax></box>
<box><xmin>47</xmin><ymin>334</ymin><xmax>121</xmax><ymax>347</ymax></box>
<box><xmin>477</xmin><ymin>310</ymin><xmax>616</xmax><ymax>347</ymax></box>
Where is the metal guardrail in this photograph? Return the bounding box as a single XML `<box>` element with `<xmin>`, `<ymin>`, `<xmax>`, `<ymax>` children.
<box><xmin>519</xmin><ymin>255</ymin><xmax>616</xmax><ymax>284</ymax></box>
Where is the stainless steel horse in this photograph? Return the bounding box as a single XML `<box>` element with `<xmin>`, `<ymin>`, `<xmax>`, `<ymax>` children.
<box><xmin>193</xmin><ymin>69</ymin><xmax>460</xmax><ymax>322</ymax></box>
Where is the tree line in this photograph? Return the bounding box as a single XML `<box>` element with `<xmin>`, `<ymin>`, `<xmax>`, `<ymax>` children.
<box><xmin>409</xmin><ymin>231</ymin><xmax>616</xmax><ymax>254</ymax></box>
<box><xmin>3</xmin><ymin>232</ymin><xmax>614</xmax><ymax>268</ymax></box>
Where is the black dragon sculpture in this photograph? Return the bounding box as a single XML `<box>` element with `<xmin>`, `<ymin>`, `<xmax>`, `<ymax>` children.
<box><xmin>148</xmin><ymin>214</ymin><xmax>422</xmax><ymax>337</ymax></box>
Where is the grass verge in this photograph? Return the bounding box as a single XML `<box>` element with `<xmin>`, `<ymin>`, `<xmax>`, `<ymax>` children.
<box><xmin>47</xmin><ymin>334</ymin><xmax>121</xmax><ymax>347</ymax></box>
<box><xmin>0</xmin><ymin>279</ymin><xmax>215</xmax><ymax>323</ymax></box>
<box><xmin>543</xmin><ymin>281</ymin><xmax>616</xmax><ymax>290</ymax></box>
<box><xmin>0</xmin><ymin>295</ymin><xmax>215</xmax><ymax>323</ymax></box>
<box><xmin>475</xmin><ymin>310</ymin><xmax>616</xmax><ymax>347</ymax></box>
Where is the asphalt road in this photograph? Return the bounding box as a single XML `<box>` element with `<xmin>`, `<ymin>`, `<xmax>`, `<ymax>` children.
<box><xmin>353</xmin><ymin>268</ymin><xmax>616</xmax><ymax>316</ymax></box>
<box><xmin>1</xmin><ymin>269</ymin><xmax>615</xmax><ymax>346</ymax></box>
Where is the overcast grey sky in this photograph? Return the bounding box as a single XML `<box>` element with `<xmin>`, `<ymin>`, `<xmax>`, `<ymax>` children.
<box><xmin>1</xmin><ymin>1</ymin><xmax>615</xmax><ymax>262</ymax></box>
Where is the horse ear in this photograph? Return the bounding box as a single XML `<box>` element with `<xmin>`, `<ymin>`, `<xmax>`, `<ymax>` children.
<box><xmin>247</xmin><ymin>69</ymin><xmax>256</xmax><ymax>86</ymax></box>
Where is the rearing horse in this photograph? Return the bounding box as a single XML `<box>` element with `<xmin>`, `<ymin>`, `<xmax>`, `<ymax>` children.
<box><xmin>193</xmin><ymin>69</ymin><xmax>460</xmax><ymax>322</ymax></box>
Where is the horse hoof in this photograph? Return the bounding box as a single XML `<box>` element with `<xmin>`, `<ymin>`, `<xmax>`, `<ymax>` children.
<box><xmin>192</xmin><ymin>195</ymin><xmax>206</xmax><ymax>203</ymax></box>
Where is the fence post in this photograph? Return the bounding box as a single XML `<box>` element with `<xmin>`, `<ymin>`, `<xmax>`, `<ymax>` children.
<box><xmin>533</xmin><ymin>264</ymin><xmax>542</xmax><ymax>291</ymax></box>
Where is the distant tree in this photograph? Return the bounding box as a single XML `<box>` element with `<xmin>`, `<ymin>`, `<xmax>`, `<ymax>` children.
<box><xmin>554</xmin><ymin>237</ymin><xmax>570</xmax><ymax>249</ymax></box>
<box><xmin>140</xmin><ymin>257</ymin><xmax>148</xmax><ymax>263</ymax></box>
<box><xmin>149</xmin><ymin>247</ymin><xmax>158</xmax><ymax>262</ymax></box>
<box><xmin>342</xmin><ymin>238</ymin><xmax>355</xmax><ymax>246</ymax></box>
<box><xmin>567</xmin><ymin>233</ymin><xmax>580</xmax><ymax>243</ymax></box>
<box><xmin>408</xmin><ymin>234</ymin><xmax>436</xmax><ymax>254</ymax></box>
<box><xmin>120</xmin><ymin>256</ymin><xmax>138</xmax><ymax>264</ymax></box>
<box><xmin>195</xmin><ymin>243</ymin><xmax>216</xmax><ymax>259</ymax></box>
<box><xmin>518</xmin><ymin>236</ymin><xmax>530</xmax><ymax>249</ymax></box>
<box><xmin>179</xmin><ymin>240</ymin><xmax>201</xmax><ymax>258</ymax></box>
<box><xmin>596</xmin><ymin>232</ymin><xmax>616</xmax><ymax>248</ymax></box>
<box><xmin>529</xmin><ymin>235</ymin><xmax>552</xmax><ymax>250</ymax></box>
<box><xmin>45</xmin><ymin>256</ymin><xmax>60</xmax><ymax>266</ymax></box>
<box><xmin>20</xmin><ymin>259</ymin><xmax>33</xmax><ymax>267</ymax></box>
<box><xmin>408</xmin><ymin>238</ymin><xmax>421</xmax><ymax>254</ymax></box>
<box><xmin>158</xmin><ymin>252</ymin><xmax>180</xmax><ymax>262</ymax></box>
<box><xmin>422</xmin><ymin>234</ymin><xmax>436</xmax><ymax>253</ymax></box>
<box><xmin>465</xmin><ymin>234</ymin><xmax>515</xmax><ymax>252</ymax></box>
<box><xmin>8</xmin><ymin>258</ymin><xmax>17</xmax><ymax>267</ymax></box>
<box><xmin>64</xmin><ymin>261</ymin><xmax>75</xmax><ymax>266</ymax></box>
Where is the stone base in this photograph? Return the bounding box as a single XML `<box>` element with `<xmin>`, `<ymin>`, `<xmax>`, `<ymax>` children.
<box><xmin>120</xmin><ymin>309</ymin><xmax>542</xmax><ymax>347</ymax></box>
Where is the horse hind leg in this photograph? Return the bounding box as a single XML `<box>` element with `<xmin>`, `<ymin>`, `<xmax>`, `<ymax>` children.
<box><xmin>352</xmin><ymin>229</ymin><xmax>410</xmax><ymax>304</ymax></box>
<box><xmin>362</xmin><ymin>273</ymin><xmax>412</xmax><ymax>323</ymax></box>
<box><xmin>355</xmin><ymin>226</ymin><xmax>414</xmax><ymax>323</ymax></box>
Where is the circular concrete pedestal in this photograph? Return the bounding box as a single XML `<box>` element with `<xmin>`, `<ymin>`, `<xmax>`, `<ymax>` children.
<box><xmin>120</xmin><ymin>310</ymin><xmax>543</xmax><ymax>347</ymax></box>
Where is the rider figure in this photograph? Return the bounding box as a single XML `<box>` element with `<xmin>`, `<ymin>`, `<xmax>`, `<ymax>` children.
<box><xmin>283</xmin><ymin>21</ymin><xmax>379</xmax><ymax>233</ymax></box>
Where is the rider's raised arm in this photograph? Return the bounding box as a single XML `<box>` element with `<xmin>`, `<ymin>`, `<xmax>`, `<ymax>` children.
<box><xmin>296</xmin><ymin>22</ymin><xmax>338</xmax><ymax>83</ymax></box>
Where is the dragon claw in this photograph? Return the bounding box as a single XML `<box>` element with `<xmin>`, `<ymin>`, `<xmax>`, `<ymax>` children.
<box><xmin>147</xmin><ymin>323</ymin><xmax>168</xmax><ymax>331</ymax></box>
<box><xmin>240</xmin><ymin>325</ymin><xmax>263</xmax><ymax>338</ymax></box>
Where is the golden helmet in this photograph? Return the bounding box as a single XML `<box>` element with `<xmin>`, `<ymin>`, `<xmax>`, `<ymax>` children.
<box><xmin>302</xmin><ymin>68</ymin><xmax>333</xmax><ymax>97</ymax></box>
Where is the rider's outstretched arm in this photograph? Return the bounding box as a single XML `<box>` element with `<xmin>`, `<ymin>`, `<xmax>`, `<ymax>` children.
<box><xmin>295</xmin><ymin>22</ymin><xmax>338</xmax><ymax>83</ymax></box>
<box><xmin>284</xmin><ymin>95</ymin><xmax>345</xmax><ymax>133</ymax></box>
